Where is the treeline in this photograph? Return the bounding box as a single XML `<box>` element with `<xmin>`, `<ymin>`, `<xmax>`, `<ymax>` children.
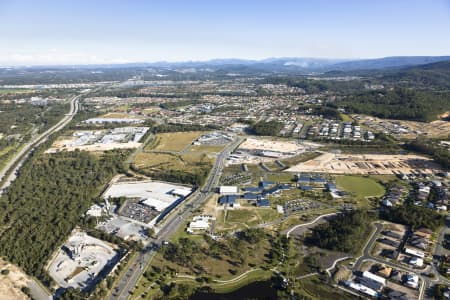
<box><xmin>306</xmin><ymin>210</ymin><xmax>373</xmax><ymax>253</ymax></box>
<box><xmin>336</xmin><ymin>88</ymin><xmax>450</xmax><ymax>122</ymax></box>
<box><xmin>251</xmin><ymin>120</ymin><xmax>284</xmax><ymax>136</ymax></box>
<box><xmin>380</xmin><ymin>205</ymin><xmax>443</xmax><ymax>230</ymax></box>
<box><xmin>0</xmin><ymin>150</ymin><xmax>128</xmax><ymax>285</ymax></box>
<box><xmin>404</xmin><ymin>138</ymin><xmax>450</xmax><ymax>170</ymax></box>
<box><xmin>134</xmin><ymin>167</ymin><xmax>210</xmax><ymax>187</ymax></box>
<box><xmin>150</xmin><ymin>123</ymin><xmax>220</xmax><ymax>133</ymax></box>
<box><xmin>0</xmin><ymin>102</ymin><xmax>68</xmax><ymax>136</ymax></box>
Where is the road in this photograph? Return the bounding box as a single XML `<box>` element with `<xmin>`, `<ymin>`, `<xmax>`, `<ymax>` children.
<box><xmin>0</xmin><ymin>94</ymin><xmax>80</xmax><ymax>192</ymax></box>
<box><xmin>284</xmin><ymin>212</ymin><xmax>338</xmax><ymax>238</ymax></box>
<box><xmin>351</xmin><ymin>221</ymin><xmax>450</xmax><ymax>300</ymax></box>
<box><xmin>109</xmin><ymin>137</ymin><xmax>243</xmax><ymax>300</ymax></box>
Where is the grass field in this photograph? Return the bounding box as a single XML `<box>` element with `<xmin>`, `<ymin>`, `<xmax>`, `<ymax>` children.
<box><xmin>190</xmin><ymin>144</ymin><xmax>226</xmax><ymax>153</ymax></box>
<box><xmin>336</xmin><ymin>175</ymin><xmax>385</xmax><ymax>198</ymax></box>
<box><xmin>149</xmin><ymin>131</ymin><xmax>204</xmax><ymax>152</ymax></box>
<box><xmin>215</xmin><ymin>207</ymin><xmax>280</xmax><ymax>232</ymax></box>
<box><xmin>340</xmin><ymin>113</ymin><xmax>354</xmax><ymax>123</ymax></box>
<box><xmin>297</xmin><ymin>275</ymin><xmax>354</xmax><ymax>300</ymax></box>
<box><xmin>0</xmin><ymin>89</ymin><xmax>30</xmax><ymax>94</ymax></box>
<box><xmin>134</xmin><ymin>152</ymin><xmax>212</xmax><ymax>170</ymax></box>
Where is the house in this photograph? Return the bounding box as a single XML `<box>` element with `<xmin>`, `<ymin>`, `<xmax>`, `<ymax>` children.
<box><xmin>344</xmin><ymin>281</ymin><xmax>379</xmax><ymax>298</ymax></box>
<box><xmin>405</xmin><ymin>274</ymin><xmax>419</xmax><ymax>289</ymax></box>
<box><xmin>414</xmin><ymin>228</ymin><xmax>433</xmax><ymax>239</ymax></box>
<box><xmin>376</xmin><ymin>265</ymin><xmax>392</xmax><ymax>278</ymax></box>
<box><xmin>409</xmin><ymin>257</ymin><xmax>424</xmax><ymax>267</ymax></box>
<box><xmin>404</xmin><ymin>247</ymin><xmax>425</xmax><ymax>258</ymax></box>
<box><xmin>360</xmin><ymin>271</ymin><xmax>386</xmax><ymax>291</ymax></box>
<box><xmin>381</xmin><ymin>249</ymin><xmax>399</xmax><ymax>260</ymax></box>
<box><xmin>390</xmin><ymin>270</ymin><xmax>403</xmax><ymax>283</ymax></box>
<box><xmin>378</xmin><ymin>238</ymin><xmax>400</xmax><ymax>248</ymax></box>
<box><xmin>256</xmin><ymin>199</ymin><xmax>270</xmax><ymax>207</ymax></box>
<box><xmin>382</xmin><ymin>231</ymin><xmax>402</xmax><ymax>240</ymax></box>
<box><xmin>387</xmin><ymin>290</ymin><xmax>410</xmax><ymax>300</ymax></box>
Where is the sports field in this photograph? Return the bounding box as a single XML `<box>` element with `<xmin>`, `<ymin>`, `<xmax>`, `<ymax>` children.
<box><xmin>335</xmin><ymin>175</ymin><xmax>385</xmax><ymax>198</ymax></box>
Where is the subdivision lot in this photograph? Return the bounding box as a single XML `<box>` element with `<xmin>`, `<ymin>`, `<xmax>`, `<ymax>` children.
<box><xmin>286</xmin><ymin>153</ymin><xmax>442</xmax><ymax>175</ymax></box>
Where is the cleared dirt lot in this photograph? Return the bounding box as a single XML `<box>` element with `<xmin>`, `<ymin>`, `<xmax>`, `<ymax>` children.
<box><xmin>239</xmin><ymin>137</ymin><xmax>306</xmax><ymax>153</ymax></box>
<box><xmin>47</xmin><ymin>141</ymin><xmax>141</xmax><ymax>153</ymax></box>
<box><xmin>357</xmin><ymin>114</ymin><xmax>450</xmax><ymax>139</ymax></box>
<box><xmin>0</xmin><ymin>259</ymin><xmax>29</xmax><ymax>300</ymax></box>
<box><xmin>286</xmin><ymin>153</ymin><xmax>442</xmax><ymax>175</ymax></box>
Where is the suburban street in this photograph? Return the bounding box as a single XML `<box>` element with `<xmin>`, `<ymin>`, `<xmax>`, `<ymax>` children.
<box><xmin>109</xmin><ymin>136</ymin><xmax>243</xmax><ymax>300</ymax></box>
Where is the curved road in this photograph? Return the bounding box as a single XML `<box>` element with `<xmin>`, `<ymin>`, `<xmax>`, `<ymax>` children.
<box><xmin>109</xmin><ymin>137</ymin><xmax>243</xmax><ymax>300</ymax></box>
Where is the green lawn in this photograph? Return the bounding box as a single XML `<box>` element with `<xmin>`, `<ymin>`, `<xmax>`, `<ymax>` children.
<box><xmin>336</xmin><ymin>175</ymin><xmax>385</xmax><ymax>198</ymax></box>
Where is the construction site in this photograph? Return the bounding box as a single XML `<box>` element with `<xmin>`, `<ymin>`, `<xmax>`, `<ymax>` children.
<box><xmin>46</xmin><ymin>127</ymin><xmax>149</xmax><ymax>153</ymax></box>
<box><xmin>47</xmin><ymin>231</ymin><xmax>119</xmax><ymax>290</ymax></box>
<box><xmin>227</xmin><ymin>137</ymin><xmax>320</xmax><ymax>165</ymax></box>
<box><xmin>285</xmin><ymin>153</ymin><xmax>442</xmax><ymax>175</ymax></box>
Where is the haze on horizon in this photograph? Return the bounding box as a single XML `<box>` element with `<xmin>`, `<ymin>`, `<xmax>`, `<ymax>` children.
<box><xmin>0</xmin><ymin>0</ymin><xmax>449</xmax><ymax>66</ymax></box>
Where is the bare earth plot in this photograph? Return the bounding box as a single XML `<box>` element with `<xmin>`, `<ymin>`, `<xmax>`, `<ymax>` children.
<box><xmin>357</xmin><ymin>114</ymin><xmax>450</xmax><ymax>139</ymax></box>
<box><xmin>227</xmin><ymin>137</ymin><xmax>320</xmax><ymax>165</ymax></box>
<box><xmin>0</xmin><ymin>259</ymin><xmax>30</xmax><ymax>300</ymax></box>
<box><xmin>285</xmin><ymin>153</ymin><xmax>442</xmax><ymax>175</ymax></box>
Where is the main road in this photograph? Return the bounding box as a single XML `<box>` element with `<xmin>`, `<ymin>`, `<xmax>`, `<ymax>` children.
<box><xmin>109</xmin><ymin>137</ymin><xmax>243</xmax><ymax>300</ymax></box>
<box><xmin>0</xmin><ymin>94</ymin><xmax>80</xmax><ymax>192</ymax></box>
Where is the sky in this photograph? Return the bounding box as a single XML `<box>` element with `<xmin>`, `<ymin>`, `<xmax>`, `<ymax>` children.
<box><xmin>0</xmin><ymin>0</ymin><xmax>449</xmax><ymax>66</ymax></box>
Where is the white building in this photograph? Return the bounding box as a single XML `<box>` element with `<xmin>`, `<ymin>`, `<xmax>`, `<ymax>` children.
<box><xmin>404</xmin><ymin>247</ymin><xmax>425</xmax><ymax>258</ymax></box>
<box><xmin>220</xmin><ymin>186</ymin><xmax>238</xmax><ymax>195</ymax></box>
<box><xmin>405</xmin><ymin>274</ymin><xmax>419</xmax><ymax>289</ymax></box>
<box><xmin>409</xmin><ymin>257</ymin><xmax>424</xmax><ymax>267</ymax></box>
<box><xmin>345</xmin><ymin>281</ymin><xmax>379</xmax><ymax>298</ymax></box>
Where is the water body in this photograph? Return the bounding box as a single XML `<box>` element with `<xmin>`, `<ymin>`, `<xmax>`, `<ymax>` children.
<box><xmin>189</xmin><ymin>280</ymin><xmax>279</xmax><ymax>300</ymax></box>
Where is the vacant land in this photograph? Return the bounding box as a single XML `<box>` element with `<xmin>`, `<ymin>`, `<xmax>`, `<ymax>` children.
<box><xmin>215</xmin><ymin>208</ymin><xmax>280</xmax><ymax>232</ymax></box>
<box><xmin>296</xmin><ymin>275</ymin><xmax>354</xmax><ymax>300</ymax></box>
<box><xmin>0</xmin><ymin>259</ymin><xmax>29</xmax><ymax>300</ymax></box>
<box><xmin>286</xmin><ymin>152</ymin><xmax>442</xmax><ymax>174</ymax></box>
<box><xmin>133</xmin><ymin>151</ymin><xmax>213</xmax><ymax>185</ymax></box>
<box><xmin>335</xmin><ymin>175</ymin><xmax>385</xmax><ymax>198</ymax></box>
<box><xmin>357</xmin><ymin>114</ymin><xmax>450</xmax><ymax>139</ymax></box>
<box><xmin>149</xmin><ymin>131</ymin><xmax>204</xmax><ymax>152</ymax></box>
<box><xmin>239</xmin><ymin>137</ymin><xmax>306</xmax><ymax>153</ymax></box>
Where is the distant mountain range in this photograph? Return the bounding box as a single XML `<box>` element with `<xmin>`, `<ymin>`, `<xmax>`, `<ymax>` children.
<box><xmin>4</xmin><ymin>56</ymin><xmax>450</xmax><ymax>73</ymax></box>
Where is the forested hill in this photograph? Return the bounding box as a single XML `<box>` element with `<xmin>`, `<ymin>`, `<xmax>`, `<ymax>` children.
<box><xmin>380</xmin><ymin>60</ymin><xmax>450</xmax><ymax>89</ymax></box>
<box><xmin>332</xmin><ymin>60</ymin><xmax>450</xmax><ymax>122</ymax></box>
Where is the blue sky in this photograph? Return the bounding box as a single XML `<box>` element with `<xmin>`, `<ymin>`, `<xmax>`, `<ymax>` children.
<box><xmin>0</xmin><ymin>0</ymin><xmax>449</xmax><ymax>65</ymax></box>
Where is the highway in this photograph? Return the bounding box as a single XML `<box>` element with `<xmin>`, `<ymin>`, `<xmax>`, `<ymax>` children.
<box><xmin>0</xmin><ymin>95</ymin><xmax>80</xmax><ymax>192</ymax></box>
<box><xmin>109</xmin><ymin>137</ymin><xmax>243</xmax><ymax>300</ymax></box>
